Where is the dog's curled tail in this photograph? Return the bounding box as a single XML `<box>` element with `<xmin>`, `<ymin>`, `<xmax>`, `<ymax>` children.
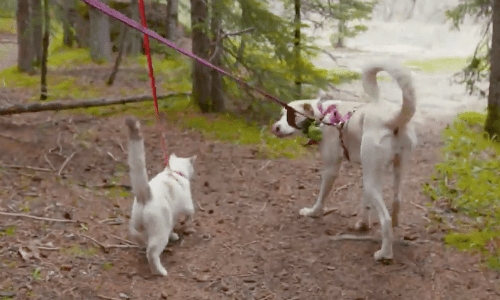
<box><xmin>362</xmin><ymin>61</ymin><xmax>416</xmax><ymax>128</ymax></box>
<box><xmin>125</xmin><ymin>116</ymin><xmax>152</xmax><ymax>204</ymax></box>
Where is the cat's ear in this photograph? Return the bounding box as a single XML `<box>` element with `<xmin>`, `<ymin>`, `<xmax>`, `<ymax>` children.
<box><xmin>190</xmin><ymin>155</ymin><xmax>197</xmax><ymax>164</ymax></box>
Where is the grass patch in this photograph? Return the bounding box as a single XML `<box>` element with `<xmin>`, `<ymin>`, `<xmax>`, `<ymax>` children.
<box><xmin>404</xmin><ymin>57</ymin><xmax>468</xmax><ymax>73</ymax></box>
<box><xmin>328</xmin><ymin>68</ymin><xmax>361</xmax><ymax>84</ymax></box>
<box><xmin>0</xmin><ymin>17</ymin><xmax>16</xmax><ymax>34</ymax></box>
<box><xmin>62</xmin><ymin>244</ymin><xmax>98</xmax><ymax>257</ymax></box>
<box><xmin>422</xmin><ymin>111</ymin><xmax>500</xmax><ymax>270</ymax></box>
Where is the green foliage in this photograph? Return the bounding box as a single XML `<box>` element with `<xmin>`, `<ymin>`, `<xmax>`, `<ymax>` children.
<box><xmin>423</xmin><ymin>111</ymin><xmax>500</xmax><ymax>270</ymax></box>
<box><xmin>300</xmin><ymin>0</ymin><xmax>375</xmax><ymax>47</ymax></box>
<box><xmin>0</xmin><ymin>17</ymin><xmax>16</xmax><ymax>34</ymax></box>
<box><xmin>403</xmin><ymin>57</ymin><xmax>469</xmax><ymax>73</ymax></box>
<box><xmin>446</xmin><ymin>0</ymin><xmax>492</xmax><ymax>97</ymax></box>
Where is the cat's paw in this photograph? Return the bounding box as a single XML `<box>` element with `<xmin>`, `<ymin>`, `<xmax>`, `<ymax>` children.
<box><xmin>169</xmin><ymin>232</ymin><xmax>179</xmax><ymax>241</ymax></box>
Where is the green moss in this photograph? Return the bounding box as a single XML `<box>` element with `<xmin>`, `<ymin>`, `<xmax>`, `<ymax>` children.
<box><xmin>0</xmin><ymin>17</ymin><xmax>16</xmax><ymax>34</ymax></box>
<box><xmin>423</xmin><ymin>111</ymin><xmax>500</xmax><ymax>271</ymax></box>
<box><xmin>404</xmin><ymin>57</ymin><xmax>468</xmax><ymax>73</ymax></box>
<box><xmin>62</xmin><ymin>245</ymin><xmax>98</xmax><ymax>257</ymax></box>
<box><xmin>0</xmin><ymin>226</ymin><xmax>16</xmax><ymax>237</ymax></box>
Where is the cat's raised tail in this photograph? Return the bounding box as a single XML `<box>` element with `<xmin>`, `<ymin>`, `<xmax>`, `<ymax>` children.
<box><xmin>125</xmin><ymin>117</ymin><xmax>152</xmax><ymax>204</ymax></box>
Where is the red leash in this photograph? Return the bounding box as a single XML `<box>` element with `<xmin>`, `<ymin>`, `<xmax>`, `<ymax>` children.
<box><xmin>137</xmin><ymin>0</ymin><xmax>169</xmax><ymax>166</ymax></box>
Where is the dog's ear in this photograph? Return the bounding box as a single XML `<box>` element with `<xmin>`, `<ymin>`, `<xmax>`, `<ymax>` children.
<box><xmin>302</xmin><ymin>103</ymin><xmax>315</xmax><ymax>119</ymax></box>
<box><xmin>190</xmin><ymin>155</ymin><xmax>197</xmax><ymax>163</ymax></box>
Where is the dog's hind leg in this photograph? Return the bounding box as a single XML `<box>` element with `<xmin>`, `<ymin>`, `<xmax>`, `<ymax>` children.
<box><xmin>391</xmin><ymin>154</ymin><xmax>403</xmax><ymax>227</ymax></box>
<box><xmin>361</xmin><ymin>133</ymin><xmax>394</xmax><ymax>261</ymax></box>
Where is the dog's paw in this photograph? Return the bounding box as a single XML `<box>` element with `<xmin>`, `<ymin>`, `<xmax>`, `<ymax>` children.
<box><xmin>299</xmin><ymin>207</ymin><xmax>321</xmax><ymax>218</ymax></box>
<box><xmin>169</xmin><ymin>232</ymin><xmax>179</xmax><ymax>241</ymax></box>
<box><xmin>374</xmin><ymin>249</ymin><xmax>393</xmax><ymax>261</ymax></box>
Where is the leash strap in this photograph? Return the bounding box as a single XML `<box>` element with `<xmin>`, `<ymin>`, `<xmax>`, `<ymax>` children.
<box><xmin>137</xmin><ymin>0</ymin><xmax>169</xmax><ymax>166</ymax></box>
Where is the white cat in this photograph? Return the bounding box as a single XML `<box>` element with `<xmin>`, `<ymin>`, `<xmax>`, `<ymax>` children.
<box><xmin>125</xmin><ymin>116</ymin><xmax>197</xmax><ymax>276</ymax></box>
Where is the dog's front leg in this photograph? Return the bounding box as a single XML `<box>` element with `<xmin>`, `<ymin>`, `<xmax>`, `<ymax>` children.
<box><xmin>299</xmin><ymin>167</ymin><xmax>339</xmax><ymax>217</ymax></box>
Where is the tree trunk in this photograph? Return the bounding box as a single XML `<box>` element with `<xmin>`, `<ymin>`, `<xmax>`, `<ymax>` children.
<box><xmin>107</xmin><ymin>24</ymin><xmax>128</xmax><ymax>86</ymax></box>
<box><xmin>210</xmin><ymin>0</ymin><xmax>224</xmax><ymax>112</ymax></box>
<box><xmin>190</xmin><ymin>0</ymin><xmax>211</xmax><ymax>112</ymax></box>
<box><xmin>128</xmin><ymin>0</ymin><xmax>142</xmax><ymax>55</ymax></box>
<box><xmin>336</xmin><ymin>0</ymin><xmax>346</xmax><ymax>48</ymax></box>
<box><xmin>166</xmin><ymin>0</ymin><xmax>178</xmax><ymax>41</ymax></box>
<box><xmin>40</xmin><ymin>0</ymin><xmax>50</xmax><ymax>100</ymax></box>
<box><xmin>485</xmin><ymin>0</ymin><xmax>500</xmax><ymax>139</ymax></box>
<box><xmin>294</xmin><ymin>0</ymin><xmax>301</xmax><ymax>98</ymax></box>
<box><xmin>62</xmin><ymin>0</ymin><xmax>76</xmax><ymax>47</ymax></box>
<box><xmin>31</xmin><ymin>0</ymin><xmax>43</xmax><ymax>65</ymax></box>
<box><xmin>89</xmin><ymin>0</ymin><xmax>112</xmax><ymax>62</ymax></box>
<box><xmin>235</xmin><ymin>0</ymin><xmax>250</xmax><ymax>68</ymax></box>
<box><xmin>17</xmin><ymin>0</ymin><xmax>33</xmax><ymax>73</ymax></box>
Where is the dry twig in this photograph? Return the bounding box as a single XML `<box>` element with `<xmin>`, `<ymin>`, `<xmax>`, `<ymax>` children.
<box><xmin>58</xmin><ymin>151</ymin><xmax>76</xmax><ymax>176</ymax></box>
<box><xmin>0</xmin><ymin>211</ymin><xmax>77</xmax><ymax>223</ymax></box>
<box><xmin>331</xmin><ymin>234</ymin><xmax>411</xmax><ymax>247</ymax></box>
<box><xmin>0</xmin><ymin>164</ymin><xmax>52</xmax><ymax>172</ymax></box>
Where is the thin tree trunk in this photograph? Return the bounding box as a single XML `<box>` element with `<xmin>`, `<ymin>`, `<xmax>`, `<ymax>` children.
<box><xmin>166</xmin><ymin>0</ymin><xmax>178</xmax><ymax>41</ymax></box>
<box><xmin>89</xmin><ymin>0</ymin><xmax>112</xmax><ymax>62</ymax></box>
<box><xmin>128</xmin><ymin>0</ymin><xmax>142</xmax><ymax>55</ymax></box>
<box><xmin>190</xmin><ymin>0</ymin><xmax>211</xmax><ymax>112</ymax></box>
<box><xmin>62</xmin><ymin>0</ymin><xmax>76</xmax><ymax>47</ymax></box>
<box><xmin>0</xmin><ymin>93</ymin><xmax>191</xmax><ymax>116</ymax></box>
<box><xmin>485</xmin><ymin>0</ymin><xmax>500</xmax><ymax>139</ymax></box>
<box><xmin>107</xmin><ymin>24</ymin><xmax>128</xmax><ymax>86</ymax></box>
<box><xmin>294</xmin><ymin>0</ymin><xmax>301</xmax><ymax>98</ymax></box>
<box><xmin>40</xmin><ymin>0</ymin><xmax>50</xmax><ymax>100</ymax></box>
<box><xmin>17</xmin><ymin>0</ymin><xmax>33</xmax><ymax>73</ymax></box>
<box><xmin>31</xmin><ymin>0</ymin><xmax>43</xmax><ymax>65</ymax></box>
<box><xmin>210</xmin><ymin>0</ymin><xmax>224</xmax><ymax>112</ymax></box>
<box><xmin>235</xmin><ymin>0</ymin><xmax>250</xmax><ymax>69</ymax></box>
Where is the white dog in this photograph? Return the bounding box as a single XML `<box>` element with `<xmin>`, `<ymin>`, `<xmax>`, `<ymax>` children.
<box><xmin>271</xmin><ymin>61</ymin><xmax>417</xmax><ymax>260</ymax></box>
<box><xmin>125</xmin><ymin>116</ymin><xmax>197</xmax><ymax>276</ymax></box>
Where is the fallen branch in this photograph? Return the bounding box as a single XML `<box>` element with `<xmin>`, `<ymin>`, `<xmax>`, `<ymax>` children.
<box><xmin>0</xmin><ymin>164</ymin><xmax>52</xmax><ymax>172</ymax></box>
<box><xmin>80</xmin><ymin>234</ymin><xmax>139</xmax><ymax>253</ymax></box>
<box><xmin>0</xmin><ymin>211</ymin><xmax>77</xmax><ymax>223</ymax></box>
<box><xmin>0</xmin><ymin>93</ymin><xmax>191</xmax><ymax>116</ymax></box>
<box><xmin>333</xmin><ymin>183</ymin><xmax>352</xmax><ymax>195</ymax></box>
<box><xmin>331</xmin><ymin>234</ymin><xmax>411</xmax><ymax>247</ymax></box>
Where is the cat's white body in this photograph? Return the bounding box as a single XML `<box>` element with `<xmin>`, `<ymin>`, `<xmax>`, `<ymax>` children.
<box><xmin>125</xmin><ymin>117</ymin><xmax>197</xmax><ymax>276</ymax></box>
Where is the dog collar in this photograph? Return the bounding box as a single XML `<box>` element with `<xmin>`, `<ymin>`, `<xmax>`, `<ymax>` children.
<box><xmin>317</xmin><ymin>103</ymin><xmax>352</xmax><ymax>125</ymax></box>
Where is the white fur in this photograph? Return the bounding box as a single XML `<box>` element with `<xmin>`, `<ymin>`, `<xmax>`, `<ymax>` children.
<box><xmin>271</xmin><ymin>61</ymin><xmax>418</xmax><ymax>261</ymax></box>
<box><xmin>125</xmin><ymin>117</ymin><xmax>197</xmax><ymax>276</ymax></box>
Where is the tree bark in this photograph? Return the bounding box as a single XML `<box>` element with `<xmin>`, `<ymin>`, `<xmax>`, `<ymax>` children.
<box><xmin>31</xmin><ymin>0</ymin><xmax>43</xmax><ymax>65</ymax></box>
<box><xmin>128</xmin><ymin>0</ymin><xmax>142</xmax><ymax>55</ymax></box>
<box><xmin>17</xmin><ymin>0</ymin><xmax>34</xmax><ymax>73</ymax></box>
<box><xmin>0</xmin><ymin>93</ymin><xmax>191</xmax><ymax>116</ymax></box>
<box><xmin>210</xmin><ymin>0</ymin><xmax>225</xmax><ymax>112</ymax></box>
<box><xmin>89</xmin><ymin>0</ymin><xmax>112</xmax><ymax>62</ymax></box>
<box><xmin>62</xmin><ymin>0</ymin><xmax>76</xmax><ymax>47</ymax></box>
<box><xmin>166</xmin><ymin>0</ymin><xmax>179</xmax><ymax>41</ymax></box>
<box><xmin>294</xmin><ymin>0</ymin><xmax>302</xmax><ymax>98</ymax></box>
<box><xmin>485</xmin><ymin>0</ymin><xmax>500</xmax><ymax>139</ymax></box>
<box><xmin>40</xmin><ymin>0</ymin><xmax>50</xmax><ymax>100</ymax></box>
<box><xmin>190</xmin><ymin>0</ymin><xmax>211</xmax><ymax>112</ymax></box>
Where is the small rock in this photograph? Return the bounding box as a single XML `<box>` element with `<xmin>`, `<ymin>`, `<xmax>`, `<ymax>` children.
<box><xmin>219</xmin><ymin>282</ymin><xmax>229</xmax><ymax>292</ymax></box>
<box><xmin>0</xmin><ymin>291</ymin><xmax>15</xmax><ymax>297</ymax></box>
<box><xmin>196</xmin><ymin>274</ymin><xmax>211</xmax><ymax>282</ymax></box>
<box><xmin>161</xmin><ymin>292</ymin><xmax>168</xmax><ymax>299</ymax></box>
<box><xmin>119</xmin><ymin>293</ymin><xmax>130</xmax><ymax>299</ymax></box>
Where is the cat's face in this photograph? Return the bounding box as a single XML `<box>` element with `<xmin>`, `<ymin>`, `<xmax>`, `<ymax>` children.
<box><xmin>168</xmin><ymin>153</ymin><xmax>197</xmax><ymax>179</ymax></box>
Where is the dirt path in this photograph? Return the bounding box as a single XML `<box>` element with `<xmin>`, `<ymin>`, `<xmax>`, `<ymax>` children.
<box><xmin>0</xmin><ymin>109</ymin><xmax>499</xmax><ymax>300</ymax></box>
